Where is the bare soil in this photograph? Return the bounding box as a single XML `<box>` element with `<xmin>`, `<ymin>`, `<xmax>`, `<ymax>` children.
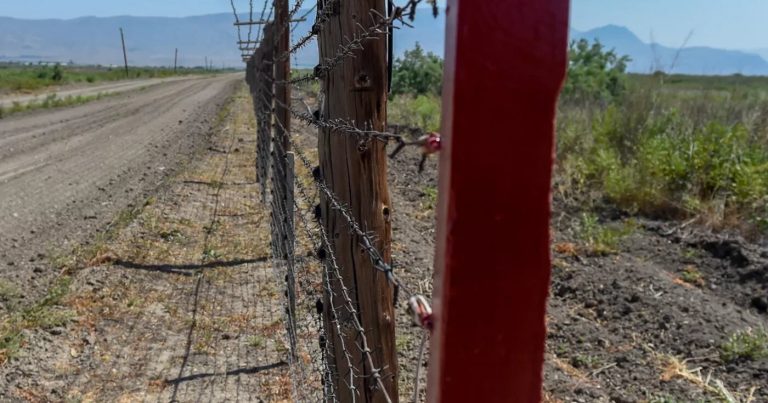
<box><xmin>0</xmin><ymin>74</ymin><xmax>239</xmax><ymax>312</ymax></box>
<box><xmin>544</xmin><ymin>209</ymin><xmax>768</xmax><ymax>402</ymax></box>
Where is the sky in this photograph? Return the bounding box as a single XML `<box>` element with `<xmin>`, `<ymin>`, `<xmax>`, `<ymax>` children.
<box><xmin>0</xmin><ymin>1</ymin><xmax>447</xmax><ymax>19</ymax></box>
<box><xmin>0</xmin><ymin>0</ymin><xmax>765</xmax><ymax>51</ymax></box>
<box><xmin>571</xmin><ymin>0</ymin><xmax>768</xmax><ymax>50</ymax></box>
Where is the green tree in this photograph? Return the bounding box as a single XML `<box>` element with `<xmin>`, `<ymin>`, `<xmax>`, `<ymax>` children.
<box><xmin>391</xmin><ymin>42</ymin><xmax>443</xmax><ymax>96</ymax></box>
<box><xmin>563</xmin><ymin>39</ymin><xmax>630</xmax><ymax>102</ymax></box>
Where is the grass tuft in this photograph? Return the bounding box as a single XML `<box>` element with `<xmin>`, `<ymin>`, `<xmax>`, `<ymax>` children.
<box><xmin>0</xmin><ymin>276</ymin><xmax>75</xmax><ymax>364</ymax></box>
<box><xmin>575</xmin><ymin>213</ymin><xmax>635</xmax><ymax>255</ymax></box>
<box><xmin>720</xmin><ymin>327</ymin><xmax>768</xmax><ymax>363</ymax></box>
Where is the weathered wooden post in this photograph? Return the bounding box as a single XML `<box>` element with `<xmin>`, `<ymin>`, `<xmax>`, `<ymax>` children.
<box><xmin>256</xmin><ymin>24</ymin><xmax>275</xmax><ymax>204</ymax></box>
<box><xmin>317</xmin><ymin>0</ymin><xmax>398</xmax><ymax>401</ymax></box>
<box><xmin>428</xmin><ymin>0</ymin><xmax>570</xmax><ymax>402</ymax></box>
<box><xmin>266</xmin><ymin>0</ymin><xmax>298</xmax><ymax>363</ymax></box>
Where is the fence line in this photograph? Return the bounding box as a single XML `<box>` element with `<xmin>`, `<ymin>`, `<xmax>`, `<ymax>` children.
<box><xmin>235</xmin><ymin>0</ymin><xmax>436</xmax><ymax>401</ymax></box>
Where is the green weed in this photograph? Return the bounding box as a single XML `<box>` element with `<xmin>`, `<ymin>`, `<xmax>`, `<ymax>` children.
<box><xmin>0</xmin><ymin>280</ymin><xmax>20</xmax><ymax>300</ymax></box>
<box><xmin>680</xmin><ymin>265</ymin><xmax>705</xmax><ymax>286</ymax></box>
<box><xmin>202</xmin><ymin>247</ymin><xmax>222</xmax><ymax>261</ymax></box>
<box><xmin>0</xmin><ymin>276</ymin><xmax>74</xmax><ymax>363</ymax></box>
<box><xmin>388</xmin><ymin>94</ymin><xmax>441</xmax><ymax>132</ymax></box>
<box><xmin>248</xmin><ymin>335</ymin><xmax>265</xmax><ymax>349</ymax></box>
<box><xmin>421</xmin><ymin>186</ymin><xmax>438</xmax><ymax>210</ymax></box>
<box><xmin>720</xmin><ymin>327</ymin><xmax>768</xmax><ymax>362</ymax></box>
<box><xmin>576</xmin><ymin>213</ymin><xmax>635</xmax><ymax>255</ymax></box>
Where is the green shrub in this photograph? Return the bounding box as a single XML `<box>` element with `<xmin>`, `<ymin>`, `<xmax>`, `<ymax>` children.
<box><xmin>51</xmin><ymin>64</ymin><xmax>64</xmax><ymax>82</ymax></box>
<box><xmin>720</xmin><ymin>327</ymin><xmax>768</xmax><ymax>362</ymax></box>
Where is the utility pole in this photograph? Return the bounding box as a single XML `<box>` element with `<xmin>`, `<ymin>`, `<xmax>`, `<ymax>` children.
<box><xmin>174</xmin><ymin>48</ymin><xmax>178</xmax><ymax>73</ymax></box>
<box><xmin>204</xmin><ymin>56</ymin><xmax>208</xmax><ymax>71</ymax></box>
<box><xmin>119</xmin><ymin>28</ymin><xmax>129</xmax><ymax>78</ymax></box>
<box><xmin>317</xmin><ymin>0</ymin><xmax>397</xmax><ymax>400</ymax></box>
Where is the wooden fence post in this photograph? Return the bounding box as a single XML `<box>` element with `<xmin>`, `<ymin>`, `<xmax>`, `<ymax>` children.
<box><xmin>317</xmin><ymin>0</ymin><xmax>398</xmax><ymax>401</ymax></box>
<box><xmin>266</xmin><ymin>0</ymin><xmax>299</xmax><ymax>363</ymax></box>
<box><xmin>427</xmin><ymin>1</ymin><xmax>570</xmax><ymax>402</ymax></box>
<box><xmin>256</xmin><ymin>25</ymin><xmax>274</xmax><ymax>203</ymax></box>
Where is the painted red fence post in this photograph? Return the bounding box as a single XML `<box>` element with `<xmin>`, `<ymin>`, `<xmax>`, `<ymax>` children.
<box><xmin>427</xmin><ymin>1</ymin><xmax>570</xmax><ymax>402</ymax></box>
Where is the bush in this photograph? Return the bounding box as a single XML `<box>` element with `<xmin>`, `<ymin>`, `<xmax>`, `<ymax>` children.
<box><xmin>563</xmin><ymin>39</ymin><xmax>630</xmax><ymax>103</ymax></box>
<box><xmin>51</xmin><ymin>64</ymin><xmax>64</xmax><ymax>82</ymax></box>
<box><xmin>557</xmin><ymin>81</ymin><xmax>768</xmax><ymax>232</ymax></box>
<box><xmin>391</xmin><ymin>42</ymin><xmax>443</xmax><ymax>96</ymax></box>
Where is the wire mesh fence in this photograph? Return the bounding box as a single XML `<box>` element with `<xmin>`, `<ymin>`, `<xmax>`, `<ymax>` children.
<box><xmin>233</xmin><ymin>0</ymin><xmax>437</xmax><ymax>401</ymax></box>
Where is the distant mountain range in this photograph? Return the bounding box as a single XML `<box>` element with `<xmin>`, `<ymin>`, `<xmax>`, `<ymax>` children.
<box><xmin>0</xmin><ymin>10</ymin><xmax>444</xmax><ymax>68</ymax></box>
<box><xmin>571</xmin><ymin>25</ymin><xmax>768</xmax><ymax>76</ymax></box>
<box><xmin>1</xmin><ymin>12</ymin><xmax>765</xmax><ymax>76</ymax></box>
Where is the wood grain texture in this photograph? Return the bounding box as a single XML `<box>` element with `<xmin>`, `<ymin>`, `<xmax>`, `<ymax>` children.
<box><xmin>318</xmin><ymin>0</ymin><xmax>398</xmax><ymax>401</ymax></box>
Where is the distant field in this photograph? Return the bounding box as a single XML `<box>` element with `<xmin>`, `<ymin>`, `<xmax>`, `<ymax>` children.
<box><xmin>0</xmin><ymin>63</ymin><xmax>235</xmax><ymax>94</ymax></box>
<box><xmin>629</xmin><ymin>72</ymin><xmax>768</xmax><ymax>92</ymax></box>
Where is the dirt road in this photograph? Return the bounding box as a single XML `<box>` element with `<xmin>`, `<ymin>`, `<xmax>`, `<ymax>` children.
<box><xmin>0</xmin><ymin>76</ymin><xmax>199</xmax><ymax>109</ymax></box>
<box><xmin>0</xmin><ymin>74</ymin><xmax>240</xmax><ymax>311</ymax></box>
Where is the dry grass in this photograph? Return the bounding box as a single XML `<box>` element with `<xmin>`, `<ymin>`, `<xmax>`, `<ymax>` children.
<box><xmin>656</xmin><ymin>354</ymin><xmax>759</xmax><ymax>403</ymax></box>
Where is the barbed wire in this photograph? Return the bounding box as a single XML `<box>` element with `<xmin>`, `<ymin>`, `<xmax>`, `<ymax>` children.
<box><xmin>275</xmin><ymin>0</ymin><xmax>430</xmax><ymax>84</ymax></box>
<box><xmin>230</xmin><ymin>0</ymin><xmax>244</xmax><ymax>46</ymax></box>
<box><xmin>292</xmin><ymin>3</ymin><xmax>318</xmax><ymax>33</ymax></box>
<box><xmin>241</xmin><ymin>2</ymin><xmax>438</xmax><ymax>400</ymax></box>
<box><xmin>246</xmin><ymin>0</ymin><xmax>255</xmax><ymax>43</ymax></box>
<box><xmin>264</xmin><ymin>86</ymin><xmax>428</xmax><ymax>308</ymax></box>
<box><xmin>290</xmin><ymin>153</ymin><xmax>395</xmax><ymax>402</ymax></box>
<box><xmin>268</xmin><ymin>116</ymin><xmax>396</xmax><ymax>402</ymax></box>
<box><xmin>253</xmin><ymin>78</ymin><xmax>429</xmax><ymax>316</ymax></box>
<box><xmin>254</xmin><ymin>0</ymin><xmax>273</xmax><ymax>45</ymax></box>
<box><xmin>275</xmin><ymin>0</ymin><xmax>333</xmax><ymax>62</ymax></box>
<box><xmin>252</xmin><ymin>77</ymin><xmax>408</xmax><ymax>147</ymax></box>
<box><xmin>272</xmin><ymin>94</ymin><xmax>403</xmax><ymax>141</ymax></box>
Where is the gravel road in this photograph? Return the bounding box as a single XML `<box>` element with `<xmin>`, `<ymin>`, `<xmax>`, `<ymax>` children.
<box><xmin>0</xmin><ymin>73</ymin><xmax>240</xmax><ymax>310</ymax></box>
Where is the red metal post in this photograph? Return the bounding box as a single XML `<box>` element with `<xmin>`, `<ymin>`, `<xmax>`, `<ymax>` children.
<box><xmin>427</xmin><ymin>1</ymin><xmax>570</xmax><ymax>402</ymax></box>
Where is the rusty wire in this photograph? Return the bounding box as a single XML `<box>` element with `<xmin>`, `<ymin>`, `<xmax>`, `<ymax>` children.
<box><xmin>230</xmin><ymin>0</ymin><xmax>244</xmax><ymax>46</ymax></box>
<box><xmin>237</xmin><ymin>1</ymin><xmax>439</xmax><ymax>401</ymax></box>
